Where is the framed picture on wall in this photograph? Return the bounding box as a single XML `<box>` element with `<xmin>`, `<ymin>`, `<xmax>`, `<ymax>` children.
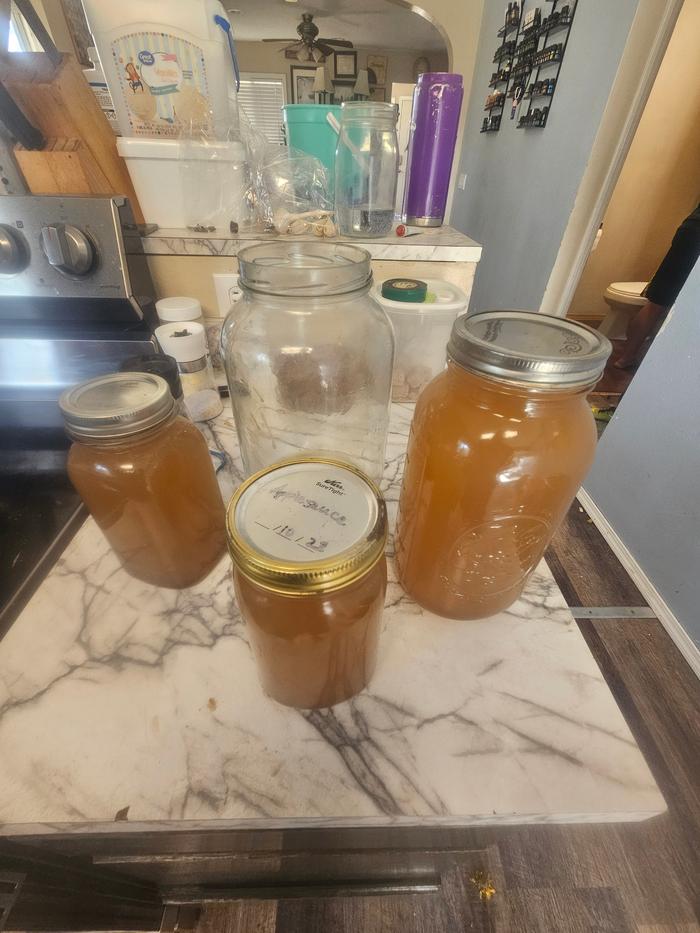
<box><xmin>369</xmin><ymin>86</ymin><xmax>386</xmax><ymax>102</ymax></box>
<box><xmin>367</xmin><ymin>54</ymin><xmax>387</xmax><ymax>86</ymax></box>
<box><xmin>333</xmin><ymin>50</ymin><xmax>357</xmax><ymax>81</ymax></box>
<box><xmin>291</xmin><ymin>66</ymin><xmax>318</xmax><ymax>103</ymax></box>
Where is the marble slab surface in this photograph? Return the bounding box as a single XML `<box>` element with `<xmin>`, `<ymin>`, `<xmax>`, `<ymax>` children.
<box><xmin>139</xmin><ymin>225</ymin><xmax>483</xmax><ymax>263</ymax></box>
<box><xmin>0</xmin><ymin>405</ymin><xmax>664</xmax><ymax>835</ymax></box>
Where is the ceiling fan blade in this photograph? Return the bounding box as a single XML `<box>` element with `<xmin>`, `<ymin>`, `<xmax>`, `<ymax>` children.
<box><xmin>315</xmin><ymin>42</ymin><xmax>334</xmax><ymax>57</ymax></box>
<box><xmin>322</xmin><ymin>39</ymin><xmax>354</xmax><ymax>47</ymax></box>
<box><xmin>262</xmin><ymin>38</ymin><xmax>298</xmax><ymax>42</ymax></box>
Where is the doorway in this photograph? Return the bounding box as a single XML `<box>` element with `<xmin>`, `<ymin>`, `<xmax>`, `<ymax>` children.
<box><xmin>564</xmin><ymin>0</ymin><xmax>700</xmax><ymax>415</ymax></box>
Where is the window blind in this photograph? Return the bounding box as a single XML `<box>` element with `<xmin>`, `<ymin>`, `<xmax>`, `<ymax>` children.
<box><xmin>238</xmin><ymin>73</ymin><xmax>286</xmax><ymax>145</ymax></box>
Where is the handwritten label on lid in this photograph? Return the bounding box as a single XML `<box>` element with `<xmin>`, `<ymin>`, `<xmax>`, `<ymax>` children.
<box><xmin>234</xmin><ymin>462</ymin><xmax>379</xmax><ymax>564</ymax></box>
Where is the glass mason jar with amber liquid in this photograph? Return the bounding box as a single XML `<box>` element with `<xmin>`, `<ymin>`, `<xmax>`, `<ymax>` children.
<box><xmin>396</xmin><ymin>311</ymin><xmax>611</xmax><ymax>620</ymax></box>
<box><xmin>226</xmin><ymin>457</ymin><xmax>388</xmax><ymax>709</ymax></box>
<box><xmin>60</xmin><ymin>372</ymin><xmax>226</xmax><ymax>589</ymax></box>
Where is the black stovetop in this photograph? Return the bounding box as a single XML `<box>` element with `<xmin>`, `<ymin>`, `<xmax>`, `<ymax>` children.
<box><xmin>0</xmin><ymin>433</ymin><xmax>86</xmax><ymax>637</ymax></box>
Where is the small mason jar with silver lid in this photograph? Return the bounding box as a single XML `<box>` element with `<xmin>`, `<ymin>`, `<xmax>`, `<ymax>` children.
<box><xmin>226</xmin><ymin>456</ymin><xmax>388</xmax><ymax>709</ymax></box>
<box><xmin>60</xmin><ymin>372</ymin><xmax>226</xmax><ymax>589</ymax></box>
<box><xmin>395</xmin><ymin>311</ymin><xmax>612</xmax><ymax>620</ymax></box>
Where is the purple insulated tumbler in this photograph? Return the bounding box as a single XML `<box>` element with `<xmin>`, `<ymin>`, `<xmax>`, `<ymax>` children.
<box><xmin>402</xmin><ymin>73</ymin><xmax>463</xmax><ymax>227</ymax></box>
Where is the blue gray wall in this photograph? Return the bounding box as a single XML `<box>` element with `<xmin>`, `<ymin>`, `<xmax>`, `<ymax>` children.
<box><xmin>450</xmin><ymin>0</ymin><xmax>640</xmax><ymax>313</ymax></box>
<box><xmin>585</xmin><ymin>260</ymin><xmax>700</xmax><ymax>650</ymax></box>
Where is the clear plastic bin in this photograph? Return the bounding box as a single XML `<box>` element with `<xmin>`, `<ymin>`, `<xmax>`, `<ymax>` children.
<box><xmin>372</xmin><ymin>278</ymin><xmax>468</xmax><ymax>401</ymax></box>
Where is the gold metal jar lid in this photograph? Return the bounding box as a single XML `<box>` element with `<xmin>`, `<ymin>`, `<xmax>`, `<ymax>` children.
<box><xmin>226</xmin><ymin>457</ymin><xmax>387</xmax><ymax>596</ymax></box>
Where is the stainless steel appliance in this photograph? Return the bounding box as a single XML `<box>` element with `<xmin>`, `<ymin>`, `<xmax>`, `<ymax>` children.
<box><xmin>0</xmin><ymin>194</ymin><xmax>158</xmax><ymax>431</ymax></box>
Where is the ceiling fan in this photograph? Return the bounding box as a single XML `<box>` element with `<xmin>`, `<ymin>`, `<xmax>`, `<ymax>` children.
<box><xmin>263</xmin><ymin>13</ymin><xmax>354</xmax><ymax>62</ymax></box>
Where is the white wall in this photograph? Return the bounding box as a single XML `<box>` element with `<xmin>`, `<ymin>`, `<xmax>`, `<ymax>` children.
<box><xmin>585</xmin><ymin>258</ymin><xmax>700</xmax><ymax>653</ymax></box>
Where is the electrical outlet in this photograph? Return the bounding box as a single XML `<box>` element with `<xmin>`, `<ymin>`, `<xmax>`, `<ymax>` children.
<box><xmin>213</xmin><ymin>273</ymin><xmax>243</xmax><ymax>317</ymax></box>
<box><xmin>458</xmin><ymin>173</ymin><xmax>468</xmax><ymax>190</ymax></box>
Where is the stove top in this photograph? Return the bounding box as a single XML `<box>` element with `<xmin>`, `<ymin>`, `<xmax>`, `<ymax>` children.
<box><xmin>0</xmin><ymin>438</ymin><xmax>85</xmax><ymax>637</ymax></box>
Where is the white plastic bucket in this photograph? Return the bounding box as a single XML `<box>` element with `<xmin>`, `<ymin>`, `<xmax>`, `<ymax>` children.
<box><xmin>82</xmin><ymin>0</ymin><xmax>239</xmax><ymax>140</ymax></box>
<box><xmin>372</xmin><ymin>278</ymin><xmax>468</xmax><ymax>401</ymax></box>
<box><xmin>117</xmin><ymin>137</ymin><xmax>246</xmax><ymax>229</ymax></box>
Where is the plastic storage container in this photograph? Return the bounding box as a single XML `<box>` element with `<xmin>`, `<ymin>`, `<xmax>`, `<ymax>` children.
<box><xmin>335</xmin><ymin>102</ymin><xmax>399</xmax><ymax>238</ymax></box>
<box><xmin>221</xmin><ymin>242</ymin><xmax>394</xmax><ymax>482</ymax></box>
<box><xmin>283</xmin><ymin>104</ymin><xmax>342</xmax><ymax>175</ymax></box>
<box><xmin>82</xmin><ymin>0</ymin><xmax>239</xmax><ymax>139</ymax></box>
<box><xmin>60</xmin><ymin>372</ymin><xmax>226</xmax><ymax>589</ymax></box>
<box><xmin>373</xmin><ymin>277</ymin><xmax>468</xmax><ymax>401</ymax></box>
<box><xmin>226</xmin><ymin>457</ymin><xmax>388</xmax><ymax>709</ymax></box>
<box><xmin>396</xmin><ymin>312</ymin><xmax>611</xmax><ymax>619</ymax></box>
<box><xmin>117</xmin><ymin>137</ymin><xmax>245</xmax><ymax>229</ymax></box>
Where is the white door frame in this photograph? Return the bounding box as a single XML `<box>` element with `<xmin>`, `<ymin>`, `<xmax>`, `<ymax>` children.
<box><xmin>540</xmin><ymin>0</ymin><xmax>685</xmax><ymax>317</ymax></box>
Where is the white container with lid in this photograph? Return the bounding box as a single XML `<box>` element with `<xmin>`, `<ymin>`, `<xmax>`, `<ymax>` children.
<box><xmin>81</xmin><ymin>0</ymin><xmax>239</xmax><ymax>140</ymax></box>
<box><xmin>156</xmin><ymin>296</ymin><xmax>204</xmax><ymax>326</ymax></box>
<box><xmin>155</xmin><ymin>321</ymin><xmax>222</xmax><ymax>421</ymax></box>
<box><xmin>117</xmin><ymin>137</ymin><xmax>246</xmax><ymax>229</ymax></box>
<box><xmin>372</xmin><ymin>277</ymin><xmax>469</xmax><ymax>401</ymax></box>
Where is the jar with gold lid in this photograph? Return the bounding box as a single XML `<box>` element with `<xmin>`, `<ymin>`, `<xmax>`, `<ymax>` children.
<box><xmin>226</xmin><ymin>457</ymin><xmax>388</xmax><ymax>709</ymax></box>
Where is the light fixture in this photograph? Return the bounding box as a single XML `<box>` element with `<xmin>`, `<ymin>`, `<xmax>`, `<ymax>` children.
<box><xmin>353</xmin><ymin>68</ymin><xmax>370</xmax><ymax>100</ymax></box>
<box><xmin>313</xmin><ymin>63</ymin><xmax>331</xmax><ymax>103</ymax></box>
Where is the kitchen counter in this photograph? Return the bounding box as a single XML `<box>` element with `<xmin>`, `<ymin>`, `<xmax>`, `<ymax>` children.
<box><xmin>140</xmin><ymin>225</ymin><xmax>482</xmax><ymax>263</ymax></box>
<box><xmin>0</xmin><ymin>404</ymin><xmax>664</xmax><ymax>836</ymax></box>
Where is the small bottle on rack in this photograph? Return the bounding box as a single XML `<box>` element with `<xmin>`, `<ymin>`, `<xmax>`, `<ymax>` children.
<box><xmin>505</xmin><ymin>3</ymin><xmax>513</xmax><ymax>27</ymax></box>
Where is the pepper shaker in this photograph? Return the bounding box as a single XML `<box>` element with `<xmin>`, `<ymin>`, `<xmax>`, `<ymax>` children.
<box><xmin>155</xmin><ymin>322</ymin><xmax>223</xmax><ymax>422</ymax></box>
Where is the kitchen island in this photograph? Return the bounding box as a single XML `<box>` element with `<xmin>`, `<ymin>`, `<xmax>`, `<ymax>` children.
<box><xmin>0</xmin><ymin>404</ymin><xmax>664</xmax><ymax>840</ymax></box>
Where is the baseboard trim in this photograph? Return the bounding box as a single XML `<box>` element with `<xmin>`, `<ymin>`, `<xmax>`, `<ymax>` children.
<box><xmin>577</xmin><ymin>489</ymin><xmax>700</xmax><ymax>680</ymax></box>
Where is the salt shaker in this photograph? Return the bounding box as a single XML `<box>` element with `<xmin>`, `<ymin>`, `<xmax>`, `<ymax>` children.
<box><xmin>155</xmin><ymin>322</ymin><xmax>223</xmax><ymax>422</ymax></box>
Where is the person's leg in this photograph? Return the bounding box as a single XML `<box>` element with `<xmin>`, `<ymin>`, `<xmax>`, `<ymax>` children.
<box><xmin>614</xmin><ymin>300</ymin><xmax>667</xmax><ymax>368</ymax></box>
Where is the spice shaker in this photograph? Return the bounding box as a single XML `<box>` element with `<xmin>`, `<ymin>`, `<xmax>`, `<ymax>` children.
<box><xmin>155</xmin><ymin>322</ymin><xmax>223</xmax><ymax>422</ymax></box>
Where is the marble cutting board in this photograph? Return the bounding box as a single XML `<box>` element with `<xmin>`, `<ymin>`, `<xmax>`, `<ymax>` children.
<box><xmin>0</xmin><ymin>404</ymin><xmax>665</xmax><ymax>834</ymax></box>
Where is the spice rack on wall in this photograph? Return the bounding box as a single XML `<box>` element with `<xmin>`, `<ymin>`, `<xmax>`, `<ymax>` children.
<box><xmin>480</xmin><ymin>2</ymin><xmax>522</xmax><ymax>133</ymax></box>
<box><xmin>480</xmin><ymin>0</ymin><xmax>577</xmax><ymax>134</ymax></box>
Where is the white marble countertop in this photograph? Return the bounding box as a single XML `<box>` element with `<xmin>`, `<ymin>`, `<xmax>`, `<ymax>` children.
<box><xmin>0</xmin><ymin>404</ymin><xmax>664</xmax><ymax>836</ymax></box>
<box><xmin>139</xmin><ymin>225</ymin><xmax>482</xmax><ymax>263</ymax></box>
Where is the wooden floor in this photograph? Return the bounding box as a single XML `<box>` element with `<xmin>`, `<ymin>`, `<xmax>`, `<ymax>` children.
<box><xmin>192</xmin><ymin>503</ymin><xmax>700</xmax><ymax>933</ymax></box>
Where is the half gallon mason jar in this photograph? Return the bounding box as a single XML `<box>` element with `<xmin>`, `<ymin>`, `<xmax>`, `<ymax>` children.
<box><xmin>335</xmin><ymin>102</ymin><xmax>399</xmax><ymax>238</ymax></box>
<box><xmin>221</xmin><ymin>242</ymin><xmax>394</xmax><ymax>482</ymax></box>
<box><xmin>396</xmin><ymin>312</ymin><xmax>611</xmax><ymax>620</ymax></box>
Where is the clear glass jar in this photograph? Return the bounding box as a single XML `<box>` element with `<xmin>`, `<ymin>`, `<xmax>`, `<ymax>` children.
<box><xmin>226</xmin><ymin>457</ymin><xmax>388</xmax><ymax>709</ymax></box>
<box><xmin>396</xmin><ymin>312</ymin><xmax>611</xmax><ymax>619</ymax></box>
<box><xmin>334</xmin><ymin>102</ymin><xmax>399</xmax><ymax>238</ymax></box>
<box><xmin>60</xmin><ymin>373</ymin><xmax>226</xmax><ymax>589</ymax></box>
<box><xmin>221</xmin><ymin>242</ymin><xmax>394</xmax><ymax>482</ymax></box>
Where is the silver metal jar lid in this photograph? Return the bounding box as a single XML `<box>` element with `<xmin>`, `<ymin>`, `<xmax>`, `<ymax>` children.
<box><xmin>59</xmin><ymin>372</ymin><xmax>175</xmax><ymax>440</ymax></box>
<box><xmin>238</xmin><ymin>242</ymin><xmax>372</xmax><ymax>298</ymax></box>
<box><xmin>447</xmin><ymin>311</ymin><xmax>612</xmax><ymax>387</ymax></box>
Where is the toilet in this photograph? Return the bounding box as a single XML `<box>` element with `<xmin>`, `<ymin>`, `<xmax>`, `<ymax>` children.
<box><xmin>599</xmin><ymin>281</ymin><xmax>648</xmax><ymax>338</ymax></box>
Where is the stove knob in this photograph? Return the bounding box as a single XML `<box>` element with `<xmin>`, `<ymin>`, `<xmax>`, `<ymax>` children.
<box><xmin>0</xmin><ymin>224</ymin><xmax>28</xmax><ymax>274</ymax></box>
<box><xmin>40</xmin><ymin>223</ymin><xmax>94</xmax><ymax>276</ymax></box>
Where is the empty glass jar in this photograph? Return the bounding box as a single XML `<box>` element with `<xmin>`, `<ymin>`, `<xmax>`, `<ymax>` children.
<box><xmin>334</xmin><ymin>102</ymin><xmax>399</xmax><ymax>238</ymax></box>
<box><xmin>221</xmin><ymin>242</ymin><xmax>394</xmax><ymax>482</ymax></box>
